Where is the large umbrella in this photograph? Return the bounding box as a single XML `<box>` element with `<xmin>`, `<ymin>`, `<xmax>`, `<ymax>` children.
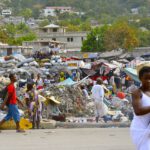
<box><xmin>124</xmin><ymin>67</ymin><xmax>140</xmax><ymax>83</ymax></box>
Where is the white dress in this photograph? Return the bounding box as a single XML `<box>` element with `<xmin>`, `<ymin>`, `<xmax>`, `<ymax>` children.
<box><xmin>130</xmin><ymin>93</ymin><xmax>150</xmax><ymax>150</ymax></box>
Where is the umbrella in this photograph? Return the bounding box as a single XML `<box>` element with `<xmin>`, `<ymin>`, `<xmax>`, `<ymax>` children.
<box><xmin>124</xmin><ymin>68</ymin><xmax>140</xmax><ymax>83</ymax></box>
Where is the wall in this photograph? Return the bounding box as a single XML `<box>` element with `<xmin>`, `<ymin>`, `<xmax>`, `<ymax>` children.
<box><xmin>131</xmin><ymin>47</ymin><xmax>150</xmax><ymax>57</ymax></box>
<box><xmin>37</xmin><ymin>32</ymin><xmax>87</xmax><ymax>49</ymax></box>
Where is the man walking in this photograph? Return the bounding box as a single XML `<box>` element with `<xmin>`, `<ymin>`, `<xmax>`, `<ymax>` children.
<box><xmin>91</xmin><ymin>78</ymin><xmax>105</xmax><ymax>123</ymax></box>
<box><xmin>0</xmin><ymin>74</ymin><xmax>25</xmax><ymax>132</ymax></box>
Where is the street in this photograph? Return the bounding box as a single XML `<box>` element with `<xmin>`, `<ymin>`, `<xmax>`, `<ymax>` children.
<box><xmin>0</xmin><ymin>128</ymin><xmax>134</xmax><ymax>150</ymax></box>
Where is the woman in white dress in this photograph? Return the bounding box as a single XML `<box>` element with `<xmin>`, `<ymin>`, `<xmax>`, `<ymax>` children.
<box><xmin>130</xmin><ymin>63</ymin><xmax>150</xmax><ymax>150</ymax></box>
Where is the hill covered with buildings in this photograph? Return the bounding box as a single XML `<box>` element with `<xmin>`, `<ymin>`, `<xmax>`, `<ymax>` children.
<box><xmin>2</xmin><ymin>0</ymin><xmax>150</xmax><ymax>20</ymax></box>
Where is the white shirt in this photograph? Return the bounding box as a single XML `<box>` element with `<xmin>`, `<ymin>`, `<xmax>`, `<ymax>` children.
<box><xmin>82</xmin><ymin>89</ymin><xmax>89</xmax><ymax>99</ymax></box>
<box><xmin>91</xmin><ymin>84</ymin><xmax>104</xmax><ymax>102</ymax></box>
<box><xmin>37</xmin><ymin>78</ymin><xmax>43</xmax><ymax>87</ymax></box>
<box><xmin>44</xmin><ymin>79</ymin><xmax>51</xmax><ymax>84</ymax></box>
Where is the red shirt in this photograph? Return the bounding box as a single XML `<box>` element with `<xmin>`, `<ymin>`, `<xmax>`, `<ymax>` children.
<box><xmin>7</xmin><ymin>83</ymin><xmax>17</xmax><ymax>104</ymax></box>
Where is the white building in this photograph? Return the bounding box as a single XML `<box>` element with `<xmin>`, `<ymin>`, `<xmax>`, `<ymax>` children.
<box><xmin>131</xmin><ymin>8</ymin><xmax>139</xmax><ymax>15</ymax></box>
<box><xmin>43</xmin><ymin>6</ymin><xmax>72</xmax><ymax>17</ymax></box>
<box><xmin>2</xmin><ymin>9</ymin><xmax>12</xmax><ymax>16</ymax></box>
<box><xmin>3</xmin><ymin>16</ymin><xmax>25</xmax><ymax>25</ymax></box>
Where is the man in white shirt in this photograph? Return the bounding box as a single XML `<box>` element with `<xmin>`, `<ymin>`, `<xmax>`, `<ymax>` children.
<box><xmin>91</xmin><ymin>78</ymin><xmax>105</xmax><ymax>123</ymax></box>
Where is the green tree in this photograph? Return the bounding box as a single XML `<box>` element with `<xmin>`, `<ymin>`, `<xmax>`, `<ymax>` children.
<box><xmin>39</xmin><ymin>19</ymin><xmax>50</xmax><ymax>27</ymax></box>
<box><xmin>139</xmin><ymin>18</ymin><xmax>150</xmax><ymax>30</ymax></box>
<box><xmin>81</xmin><ymin>25</ymin><xmax>108</xmax><ymax>52</ymax></box>
<box><xmin>138</xmin><ymin>30</ymin><xmax>150</xmax><ymax>47</ymax></box>
<box><xmin>67</xmin><ymin>24</ymin><xmax>80</xmax><ymax>31</ymax></box>
<box><xmin>104</xmin><ymin>22</ymin><xmax>139</xmax><ymax>51</ymax></box>
<box><xmin>8</xmin><ymin>32</ymin><xmax>37</xmax><ymax>45</ymax></box>
<box><xmin>16</xmin><ymin>23</ymin><xmax>30</xmax><ymax>33</ymax></box>
<box><xmin>0</xmin><ymin>27</ymin><xmax>9</xmax><ymax>43</ymax></box>
<box><xmin>5</xmin><ymin>23</ymin><xmax>17</xmax><ymax>37</ymax></box>
<box><xmin>19</xmin><ymin>8</ymin><xmax>32</xmax><ymax>20</ymax></box>
<box><xmin>2</xmin><ymin>23</ymin><xmax>36</xmax><ymax>45</ymax></box>
<box><xmin>80</xmin><ymin>22</ymin><xmax>91</xmax><ymax>31</ymax></box>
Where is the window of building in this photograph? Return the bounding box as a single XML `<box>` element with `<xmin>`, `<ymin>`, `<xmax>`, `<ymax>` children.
<box><xmin>52</xmin><ymin>38</ymin><xmax>56</xmax><ymax>41</ymax></box>
<box><xmin>81</xmin><ymin>37</ymin><xmax>84</xmax><ymax>41</ymax></box>
<box><xmin>53</xmin><ymin>28</ymin><xmax>58</xmax><ymax>32</ymax></box>
<box><xmin>67</xmin><ymin>37</ymin><xmax>74</xmax><ymax>42</ymax></box>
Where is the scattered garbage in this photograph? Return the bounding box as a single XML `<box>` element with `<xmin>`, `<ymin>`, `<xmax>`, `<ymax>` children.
<box><xmin>0</xmin><ymin>50</ymin><xmax>142</xmax><ymax>128</ymax></box>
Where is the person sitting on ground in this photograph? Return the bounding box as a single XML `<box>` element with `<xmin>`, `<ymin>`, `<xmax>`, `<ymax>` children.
<box><xmin>0</xmin><ymin>74</ymin><xmax>25</xmax><ymax>132</ymax></box>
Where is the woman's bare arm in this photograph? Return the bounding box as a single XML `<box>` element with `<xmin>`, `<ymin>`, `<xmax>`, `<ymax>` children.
<box><xmin>132</xmin><ymin>89</ymin><xmax>150</xmax><ymax>116</ymax></box>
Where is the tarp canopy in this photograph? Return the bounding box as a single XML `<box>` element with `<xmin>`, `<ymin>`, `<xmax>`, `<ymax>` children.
<box><xmin>103</xmin><ymin>62</ymin><xmax>118</xmax><ymax>69</ymax></box>
<box><xmin>124</xmin><ymin>67</ymin><xmax>140</xmax><ymax>83</ymax></box>
<box><xmin>58</xmin><ymin>78</ymin><xmax>76</xmax><ymax>86</ymax></box>
<box><xmin>141</xmin><ymin>53</ymin><xmax>150</xmax><ymax>58</ymax></box>
<box><xmin>81</xmin><ymin>68</ymin><xmax>96</xmax><ymax>76</ymax></box>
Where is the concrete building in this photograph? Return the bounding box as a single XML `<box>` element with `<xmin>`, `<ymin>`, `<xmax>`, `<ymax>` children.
<box><xmin>23</xmin><ymin>39</ymin><xmax>66</xmax><ymax>52</ymax></box>
<box><xmin>43</xmin><ymin>6</ymin><xmax>72</xmax><ymax>17</ymax></box>
<box><xmin>0</xmin><ymin>44</ymin><xmax>33</xmax><ymax>56</ymax></box>
<box><xmin>131</xmin><ymin>8</ymin><xmax>139</xmax><ymax>15</ymax></box>
<box><xmin>26</xmin><ymin>18</ymin><xmax>39</xmax><ymax>29</ymax></box>
<box><xmin>1</xmin><ymin>9</ymin><xmax>12</xmax><ymax>16</ymax></box>
<box><xmin>35</xmin><ymin>24</ymin><xmax>87</xmax><ymax>50</ymax></box>
<box><xmin>3</xmin><ymin>16</ymin><xmax>25</xmax><ymax>25</ymax></box>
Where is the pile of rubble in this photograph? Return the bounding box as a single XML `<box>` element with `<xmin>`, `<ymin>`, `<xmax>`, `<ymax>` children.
<box><xmin>42</xmin><ymin>85</ymin><xmax>90</xmax><ymax>116</ymax></box>
<box><xmin>0</xmin><ymin>53</ymin><xmax>134</xmax><ymax>125</ymax></box>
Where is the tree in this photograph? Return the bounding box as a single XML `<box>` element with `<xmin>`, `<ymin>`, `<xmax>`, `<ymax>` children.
<box><xmin>16</xmin><ymin>23</ymin><xmax>30</xmax><ymax>33</ymax></box>
<box><xmin>80</xmin><ymin>22</ymin><xmax>91</xmax><ymax>31</ymax></box>
<box><xmin>81</xmin><ymin>25</ymin><xmax>108</xmax><ymax>52</ymax></box>
<box><xmin>5</xmin><ymin>23</ymin><xmax>17</xmax><ymax>37</ymax></box>
<box><xmin>138</xmin><ymin>30</ymin><xmax>150</xmax><ymax>47</ymax></box>
<box><xmin>139</xmin><ymin>18</ymin><xmax>150</xmax><ymax>30</ymax></box>
<box><xmin>67</xmin><ymin>24</ymin><xmax>80</xmax><ymax>31</ymax></box>
<box><xmin>19</xmin><ymin>8</ymin><xmax>32</xmax><ymax>20</ymax></box>
<box><xmin>39</xmin><ymin>19</ymin><xmax>50</xmax><ymax>27</ymax></box>
<box><xmin>8</xmin><ymin>32</ymin><xmax>37</xmax><ymax>45</ymax></box>
<box><xmin>0</xmin><ymin>27</ymin><xmax>9</xmax><ymax>43</ymax></box>
<box><xmin>104</xmin><ymin>22</ymin><xmax>139</xmax><ymax>51</ymax></box>
<box><xmin>1</xmin><ymin>23</ymin><xmax>36</xmax><ymax>45</ymax></box>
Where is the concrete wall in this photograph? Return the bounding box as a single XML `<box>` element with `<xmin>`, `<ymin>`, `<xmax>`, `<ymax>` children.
<box><xmin>131</xmin><ymin>47</ymin><xmax>150</xmax><ymax>57</ymax></box>
<box><xmin>38</xmin><ymin>32</ymin><xmax>87</xmax><ymax>49</ymax></box>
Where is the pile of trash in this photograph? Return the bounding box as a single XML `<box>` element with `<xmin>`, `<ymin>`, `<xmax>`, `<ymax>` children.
<box><xmin>0</xmin><ymin>52</ymin><xmax>135</xmax><ymax>125</ymax></box>
<box><xmin>42</xmin><ymin>85</ymin><xmax>88</xmax><ymax>116</ymax></box>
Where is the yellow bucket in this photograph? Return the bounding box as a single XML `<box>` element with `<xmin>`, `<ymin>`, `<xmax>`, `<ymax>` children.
<box><xmin>0</xmin><ymin>118</ymin><xmax>32</xmax><ymax>130</ymax></box>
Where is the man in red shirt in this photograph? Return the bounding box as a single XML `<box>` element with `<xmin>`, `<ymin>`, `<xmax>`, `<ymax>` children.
<box><xmin>0</xmin><ymin>74</ymin><xmax>25</xmax><ymax>132</ymax></box>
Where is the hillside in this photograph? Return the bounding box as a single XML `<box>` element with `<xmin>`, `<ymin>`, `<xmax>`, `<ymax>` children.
<box><xmin>3</xmin><ymin>0</ymin><xmax>150</xmax><ymax>19</ymax></box>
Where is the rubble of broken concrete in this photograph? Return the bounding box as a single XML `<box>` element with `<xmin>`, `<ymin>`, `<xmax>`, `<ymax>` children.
<box><xmin>0</xmin><ymin>52</ymin><xmax>137</xmax><ymax>128</ymax></box>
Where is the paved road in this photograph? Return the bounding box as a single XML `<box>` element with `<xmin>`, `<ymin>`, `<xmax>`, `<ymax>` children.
<box><xmin>0</xmin><ymin>128</ymin><xmax>134</xmax><ymax>150</ymax></box>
